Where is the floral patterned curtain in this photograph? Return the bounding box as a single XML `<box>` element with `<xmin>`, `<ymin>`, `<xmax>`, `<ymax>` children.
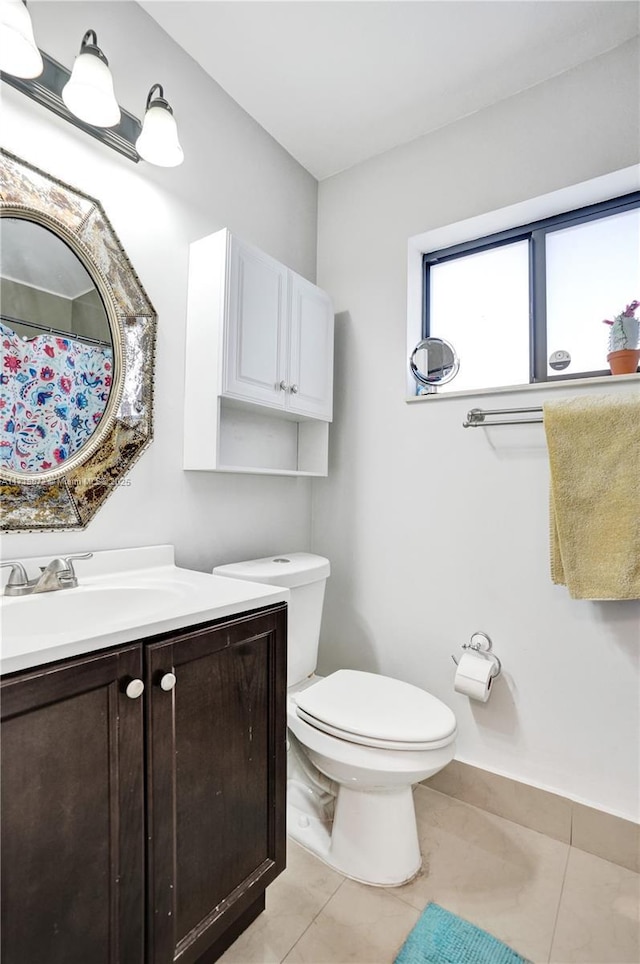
<box><xmin>1</xmin><ymin>321</ymin><xmax>113</xmax><ymax>473</ymax></box>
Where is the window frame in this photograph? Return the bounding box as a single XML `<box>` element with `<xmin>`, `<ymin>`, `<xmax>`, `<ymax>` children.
<box><xmin>422</xmin><ymin>191</ymin><xmax>640</xmax><ymax>384</ymax></box>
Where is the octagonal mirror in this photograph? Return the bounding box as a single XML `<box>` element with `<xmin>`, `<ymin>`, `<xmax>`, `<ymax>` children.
<box><xmin>0</xmin><ymin>149</ymin><xmax>156</xmax><ymax>531</ymax></box>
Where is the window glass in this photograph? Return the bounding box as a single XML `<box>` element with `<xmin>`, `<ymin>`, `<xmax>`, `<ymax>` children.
<box><xmin>545</xmin><ymin>208</ymin><xmax>640</xmax><ymax>376</ymax></box>
<box><xmin>429</xmin><ymin>240</ymin><xmax>530</xmax><ymax>392</ymax></box>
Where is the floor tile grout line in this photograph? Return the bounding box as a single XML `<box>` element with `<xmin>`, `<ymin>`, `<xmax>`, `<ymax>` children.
<box><xmin>281</xmin><ymin>874</ymin><xmax>422</xmax><ymax>964</ymax></box>
<box><xmin>383</xmin><ymin>871</ymin><xmax>428</xmax><ymax>911</ymax></box>
<box><xmin>546</xmin><ymin>842</ymin><xmax>572</xmax><ymax>964</ymax></box>
<box><xmin>382</xmin><ymin>882</ymin><xmax>427</xmax><ymax>912</ymax></box>
<box><xmin>279</xmin><ymin>874</ymin><xmax>349</xmax><ymax>963</ymax></box>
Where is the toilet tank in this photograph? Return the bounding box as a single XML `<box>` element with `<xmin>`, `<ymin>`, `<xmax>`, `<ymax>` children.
<box><xmin>212</xmin><ymin>553</ymin><xmax>330</xmax><ymax>687</ymax></box>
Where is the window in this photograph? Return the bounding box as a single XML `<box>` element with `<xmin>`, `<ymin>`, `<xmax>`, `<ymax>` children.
<box><xmin>423</xmin><ymin>193</ymin><xmax>640</xmax><ymax>392</ymax></box>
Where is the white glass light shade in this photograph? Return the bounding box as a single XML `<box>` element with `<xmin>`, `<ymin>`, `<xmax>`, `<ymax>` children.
<box><xmin>136</xmin><ymin>103</ymin><xmax>184</xmax><ymax>167</ymax></box>
<box><xmin>0</xmin><ymin>0</ymin><xmax>43</xmax><ymax>78</ymax></box>
<box><xmin>62</xmin><ymin>49</ymin><xmax>120</xmax><ymax>127</ymax></box>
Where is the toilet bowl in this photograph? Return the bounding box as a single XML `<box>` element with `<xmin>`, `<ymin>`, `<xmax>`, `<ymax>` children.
<box><xmin>213</xmin><ymin>553</ymin><xmax>457</xmax><ymax>886</ymax></box>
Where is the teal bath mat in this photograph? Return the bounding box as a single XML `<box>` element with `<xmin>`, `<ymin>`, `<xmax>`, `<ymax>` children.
<box><xmin>395</xmin><ymin>903</ymin><xmax>531</xmax><ymax>964</ymax></box>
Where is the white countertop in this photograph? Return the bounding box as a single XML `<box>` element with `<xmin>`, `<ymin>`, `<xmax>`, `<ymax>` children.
<box><xmin>0</xmin><ymin>545</ymin><xmax>288</xmax><ymax>676</ymax></box>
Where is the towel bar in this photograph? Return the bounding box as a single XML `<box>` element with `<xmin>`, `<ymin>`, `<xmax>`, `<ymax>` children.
<box><xmin>463</xmin><ymin>406</ymin><xmax>543</xmax><ymax>428</ymax></box>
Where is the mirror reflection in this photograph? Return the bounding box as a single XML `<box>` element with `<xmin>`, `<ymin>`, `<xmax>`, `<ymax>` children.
<box><xmin>410</xmin><ymin>337</ymin><xmax>460</xmax><ymax>392</ymax></box>
<box><xmin>1</xmin><ymin>218</ymin><xmax>113</xmax><ymax>473</ymax></box>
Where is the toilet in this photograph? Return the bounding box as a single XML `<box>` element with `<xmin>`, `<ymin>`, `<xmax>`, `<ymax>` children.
<box><xmin>213</xmin><ymin>552</ymin><xmax>457</xmax><ymax>887</ymax></box>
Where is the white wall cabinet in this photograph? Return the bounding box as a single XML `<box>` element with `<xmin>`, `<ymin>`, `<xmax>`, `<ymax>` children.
<box><xmin>184</xmin><ymin>229</ymin><xmax>334</xmax><ymax>476</ymax></box>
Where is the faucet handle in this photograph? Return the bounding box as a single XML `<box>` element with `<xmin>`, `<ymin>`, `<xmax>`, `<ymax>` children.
<box><xmin>1</xmin><ymin>561</ymin><xmax>29</xmax><ymax>587</ymax></box>
<box><xmin>62</xmin><ymin>552</ymin><xmax>94</xmax><ymax>578</ymax></box>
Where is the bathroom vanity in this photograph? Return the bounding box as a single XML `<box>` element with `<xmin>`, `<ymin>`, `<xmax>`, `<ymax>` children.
<box><xmin>0</xmin><ymin>547</ymin><xmax>288</xmax><ymax>964</ymax></box>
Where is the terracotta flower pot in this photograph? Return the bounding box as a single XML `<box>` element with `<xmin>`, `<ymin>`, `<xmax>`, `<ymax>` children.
<box><xmin>607</xmin><ymin>349</ymin><xmax>640</xmax><ymax>375</ymax></box>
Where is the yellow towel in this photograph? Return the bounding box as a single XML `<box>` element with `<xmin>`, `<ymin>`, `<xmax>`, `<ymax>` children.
<box><xmin>543</xmin><ymin>394</ymin><xmax>640</xmax><ymax>600</ymax></box>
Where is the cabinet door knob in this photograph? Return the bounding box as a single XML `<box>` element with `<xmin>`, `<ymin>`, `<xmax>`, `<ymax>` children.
<box><xmin>290</xmin><ymin>384</ymin><xmax>299</xmax><ymax>394</ymax></box>
<box><xmin>125</xmin><ymin>678</ymin><xmax>145</xmax><ymax>699</ymax></box>
<box><xmin>160</xmin><ymin>672</ymin><xmax>177</xmax><ymax>692</ymax></box>
<box><xmin>279</xmin><ymin>380</ymin><xmax>289</xmax><ymax>392</ymax></box>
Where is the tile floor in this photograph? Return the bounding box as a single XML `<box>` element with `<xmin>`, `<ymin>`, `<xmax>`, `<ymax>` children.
<box><xmin>219</xmin><ymin>786</ymin><xmax>640</xmax><ymax>964</ymax></box>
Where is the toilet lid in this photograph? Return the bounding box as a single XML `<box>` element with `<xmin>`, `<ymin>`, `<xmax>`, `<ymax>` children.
<box><xmin>293</xmin><ymin>669</ymin><xmax>456</xmax><ymax>749</ymax></box>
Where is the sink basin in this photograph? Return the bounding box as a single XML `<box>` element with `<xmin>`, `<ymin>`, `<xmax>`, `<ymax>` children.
<box><xmin>0</xmin><ymin>544</ymin><xmax>289</xmax><ymax>676</ymax></box>
<box><xmin>1</xmin><ymin>584</ymin><xmax>184</xmax><ymax>642</ymax></box>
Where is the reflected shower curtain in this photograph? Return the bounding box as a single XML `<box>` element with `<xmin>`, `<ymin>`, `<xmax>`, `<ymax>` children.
<box><xmin>0</xmin><ymin>321</ymin><xmax>113</xmax><ymax>473</ymax></box>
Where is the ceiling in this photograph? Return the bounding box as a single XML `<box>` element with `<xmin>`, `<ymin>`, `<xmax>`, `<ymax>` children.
<box><xmin>2</xmin><ymin>219</ymin><xmax>94</xmax><ymax>299</ymax></box>
<box><xmin>143</xmin><ymin>1</ymin><xmax>639</xmax><ymax>180</ymax></box>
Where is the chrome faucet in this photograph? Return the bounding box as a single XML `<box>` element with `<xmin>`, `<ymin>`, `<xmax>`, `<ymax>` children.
<box><xmin>1</xmin><ymin>553</ymin><xmax>93</xmax><ymax>596</ymax></box>
<box><xmin>32</xmin><ymin>554</ymin><xmax>94</xmax><ymax>593</ymax></box>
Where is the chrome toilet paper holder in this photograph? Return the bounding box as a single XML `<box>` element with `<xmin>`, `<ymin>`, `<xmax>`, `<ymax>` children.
<box><xmin>451</xmin><ymin>632</ymin><xmax>502</xmax><ymax>679</ymax></box>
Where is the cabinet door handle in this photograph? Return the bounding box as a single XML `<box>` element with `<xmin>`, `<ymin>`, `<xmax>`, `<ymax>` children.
<box><xmin>125</xmin><ymin>678</ymin><xmax>145</xmax><ymax>699</ymax></box>
<box><xmin>279</xmin><ymin>380</ymin><xmax>289</xmax><ymax>392</ymax></box>
<box><xmin>159</xmin><ymin>672</ymin><xmax>177</xmax><ymax>692</ymax></box>
<box><xmin>290</xmin><ymin>384</ymin><xmax>299</xmax><ymax>394</ymax></box>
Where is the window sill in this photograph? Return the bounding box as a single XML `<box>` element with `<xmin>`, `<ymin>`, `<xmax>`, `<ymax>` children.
<box><xmin>405</xmin><ymin>371</ymin><xmax>640</xmax><ymax>403</ymax></box>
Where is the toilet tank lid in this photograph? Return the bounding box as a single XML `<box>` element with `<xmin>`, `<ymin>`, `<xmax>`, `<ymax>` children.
<box><xmin>294</xmin><ymin>669</ymin><xmax>457</xmax><ymax>745</ymax></box>
<box><xmin>213</xmin><ymin>552</ymin><xmax>330</xmax><ymax>588</ymax></box>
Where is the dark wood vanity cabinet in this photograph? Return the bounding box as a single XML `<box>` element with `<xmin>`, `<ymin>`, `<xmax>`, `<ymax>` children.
<box><xmin>146</xmin><ymin>605</ymin><xmax>287</xmax><ymax>964</ymax></box>
<box><xmin>0</xmin><ymin>604</ymin><xmax>287</xmax><ymax>964</ymax></box>
<box><xmin>1</xmin><ymin>643</ymin><xmax>145</xmax><ymax>964</ymax></box>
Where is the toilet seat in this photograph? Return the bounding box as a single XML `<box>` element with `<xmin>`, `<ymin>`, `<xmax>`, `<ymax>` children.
<box><xmin>293</xmin><ymin>669</ymin><xmax>457</xmax><ymax>751</ymax></box>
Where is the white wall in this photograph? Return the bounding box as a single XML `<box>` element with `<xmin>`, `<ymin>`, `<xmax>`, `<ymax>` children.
<box><xmin>3</xmin><ymin>3</ymin><xmax>638</xmax><ymax>820</ymax></box>
<box><xmin>1</xmin><ymin>1</ymin><xmax>318</xmax><ymax>572</ymax></box>
<box><xmin>314</xmin><ymin>39</ymin><xmax>640</xmax><ymax>820</ymax></box>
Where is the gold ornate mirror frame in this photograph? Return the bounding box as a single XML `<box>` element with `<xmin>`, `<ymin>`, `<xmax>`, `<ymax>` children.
<box><xmin>0</xmin><ymin>149</ymin><xmax>156</xmax><ymax>531</ymax></box>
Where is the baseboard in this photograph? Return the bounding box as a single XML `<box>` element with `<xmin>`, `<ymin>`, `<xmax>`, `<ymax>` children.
<box><xmin>423</xmin><ymin>760</ymin><xmax>639</xmax><ymax>874</ymax></box>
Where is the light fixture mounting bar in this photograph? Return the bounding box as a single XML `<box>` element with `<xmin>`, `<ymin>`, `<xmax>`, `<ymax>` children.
<box><xmin>1</xmin><ymin>49</ymin><xmax>142</xmax><ymax>162</ymax></box>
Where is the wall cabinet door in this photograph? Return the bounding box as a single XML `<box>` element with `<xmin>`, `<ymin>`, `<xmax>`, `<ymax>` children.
<box><xmin>287</xmin><ymin>272</ymin><xmax>334</xmax><ymax>420</ymax></box>
<box><xmin>0</xmin><ymin>645</ymin><xmax>145</xmax><ymax>964</ymax></box>
<box><xmin>224</xmin><ymin>236</ymin><xmax>288</xmax><ymax>408</ymax></box>
<box><xmin>146</xmin><ymin>606</ymin><xmax>287</xmax><ymax>964</ymax></box>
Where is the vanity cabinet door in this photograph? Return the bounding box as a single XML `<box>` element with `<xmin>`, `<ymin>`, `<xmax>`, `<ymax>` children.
<box><xmin>287</xmin><ymin>272</ymin><xmax>334</xmax><ymax>420</ymax></box>
<box><xmin>0</xmin><ymin>645</ymin><xmax>145</xmax><ymax>964</ymax></box>
<box><xmin>146</xmin><ymin>604</ymin><xmax>287</xmax><ymax>964</ymax></box>
<box><xmin>224</xmin><ymin>235</ymin><xmax>289</xmax><ymax>409</ymax></box>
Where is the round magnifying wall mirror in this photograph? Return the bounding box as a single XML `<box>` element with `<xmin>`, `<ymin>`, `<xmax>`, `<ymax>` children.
<box><xmin>1</xmin><ymin>217</ymin><xmax>115</xmax><ymax>475</ymax></box>
<box><xmin>410</xmin><ymin>337</ymin><xmax>459</xmax><ymax>393</ymax></box>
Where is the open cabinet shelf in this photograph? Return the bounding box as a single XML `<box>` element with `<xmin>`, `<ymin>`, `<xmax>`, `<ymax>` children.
<box><xmin>213</xmin><ymin>399</ymin><xmax>329</xmax><ymax>476</ymax></box>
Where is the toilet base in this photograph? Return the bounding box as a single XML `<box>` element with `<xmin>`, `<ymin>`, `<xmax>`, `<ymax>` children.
<box><xmin>288</xmin><ymin>782</ymin><xmax>422</xmax><ymax>887</ymax></box>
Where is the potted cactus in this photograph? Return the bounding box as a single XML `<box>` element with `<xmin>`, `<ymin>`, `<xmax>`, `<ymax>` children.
<box><xmin>603</xmin><ymin>300</ymin><xmax>640</xmax><ymax>374</ymax></box>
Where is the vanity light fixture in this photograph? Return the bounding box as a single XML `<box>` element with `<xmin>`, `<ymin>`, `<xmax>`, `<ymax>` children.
<box><xmin>135</xmin><ymin>84</ymin><xmax>184</xmax><ymax>167</ymax></box>
<box><xmin>0</xmin><ymin>0</ymin><xmax>43</xmax><ymax>79</ymax></box>
<box><xmin>61</xmin><ymin>29</ymin><xmax>120</xmax><ymax>128</ymax></box>
<box><xmin>0</xmin><ymin>15</ymin><xmax>184</xmax><ymax>165</ymax></box>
